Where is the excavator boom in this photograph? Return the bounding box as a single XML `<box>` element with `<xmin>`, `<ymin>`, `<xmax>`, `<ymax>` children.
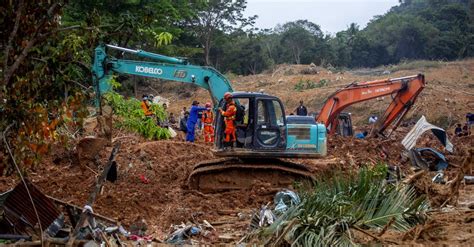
<box><xmin>316</xmin><ymin>74</ymin><xmax>425</xmax><ymax>136</ymax></box>
<box><xmin>92</xmin><ymin>44</ymin><xmax>323</xmax><ymax>192</ymax></box>
<box><xmin>92</xmin><ymin>44</ymin><xmax>233</xmax><ymax>105</ymax></box>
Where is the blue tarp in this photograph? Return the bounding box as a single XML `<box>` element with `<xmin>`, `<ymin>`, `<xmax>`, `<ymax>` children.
<box><xmin>411</xmin><ymin>147</ymin><xmax>448</xmax><ymax>171</ymax></box>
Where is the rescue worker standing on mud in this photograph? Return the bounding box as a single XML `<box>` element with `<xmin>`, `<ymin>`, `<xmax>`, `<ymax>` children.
<box><xmin>202</xmin><ymin>102</ymin><xmax>214</xmax><ymax>143</ymax></box>
<box><xmin>186</xmin><ymin>100</ymin><xmax>207</xmax><ymax>142</ymax></box>
<box><xmin>219</xmin><ymin>92</ymin><xmax>237</xmax><ymax>149</ymax></box>
<box><xmin>140</xmin><ymin>95</ymin><xmax>154</xmax><ymax>117</ymax></box>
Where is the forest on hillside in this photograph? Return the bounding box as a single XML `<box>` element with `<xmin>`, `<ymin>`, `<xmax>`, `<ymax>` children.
<box><xmin>59</xmin><ymin>0</ymin><xmax>474</xmax><ymax>75</ymax></box>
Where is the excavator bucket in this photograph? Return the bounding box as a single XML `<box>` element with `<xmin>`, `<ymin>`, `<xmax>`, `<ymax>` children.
<box><xmin>187</xmin><ymin>157</ymin><xmax>315</xmax><ymax>193</ymax></box>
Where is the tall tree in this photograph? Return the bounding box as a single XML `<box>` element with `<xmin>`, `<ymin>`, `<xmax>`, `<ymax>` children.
<box><xmin>278</xmin><ymin>20</ymin><xmax>323</xmax><ymax>64</ymax></box>
<box><xmin>186</xmin><ymin>0</ymin><xmax>256</xmax><ymax>65</ymax></box>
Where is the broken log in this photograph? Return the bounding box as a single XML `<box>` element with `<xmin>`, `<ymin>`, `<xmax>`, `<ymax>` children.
<box><xmin>403</xmin><ymin>170</ymin><xmax>427</xmax><ymax>184</ymax></box>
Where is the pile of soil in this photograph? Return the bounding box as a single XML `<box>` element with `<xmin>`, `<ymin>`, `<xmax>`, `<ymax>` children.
<box><xmin>1</xmin><ymin>59</ymin><xmax>473</xmax><ymax>244</ymax></box>
<box><xmin>0</xmin><ymin>128</ymin><xmax>472</xmax><ymax>244</ymax></box>
<box><xmin>0</xmin><ymin>137</ymin><xmax>276</xmax><ymax>241</ymax></box>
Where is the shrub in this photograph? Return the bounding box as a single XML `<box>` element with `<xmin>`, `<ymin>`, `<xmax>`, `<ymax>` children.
<box><xmin>104</xmin><ymin>92</ymin><xmax>170</xmax><ymax>140</ymax></box>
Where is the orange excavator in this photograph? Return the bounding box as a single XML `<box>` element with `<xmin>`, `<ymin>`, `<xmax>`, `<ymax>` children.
<box><xmin>316</xmin><ymin>74</ymin><xmax>425</xmax><ymax>137</ymax></box>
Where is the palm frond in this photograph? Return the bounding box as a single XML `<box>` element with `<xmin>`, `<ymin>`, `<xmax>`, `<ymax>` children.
<box><xmin>253</xmin><ymin>165</ymin><xmax>428</xmax><ymax>246</ymax></box>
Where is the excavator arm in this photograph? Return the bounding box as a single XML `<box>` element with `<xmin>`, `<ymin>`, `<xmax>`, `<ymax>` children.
<box><xmin>316</xmin><ymin>74</ymin><xmax>425</xmax><ymax>136</ymax></box>
<box><xmin>92</xmin><ymin>44</ymin><xmax>233</xmax><ymax>105</ymax></box>
<box><xmin>91</xmin><ymin>44</ymin><xmax>323</xmax><ymax>192</ymax></box>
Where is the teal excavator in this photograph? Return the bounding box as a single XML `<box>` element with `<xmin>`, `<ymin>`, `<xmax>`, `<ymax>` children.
<box><xmin>92</xmin><ymin>44</ymin><xmax>327</xmax><ymax>192</ymax></box>
<box><xmin>92</xmin><ymin>44</ymin><xmax>425</xmax><ymax>192</ymax></box>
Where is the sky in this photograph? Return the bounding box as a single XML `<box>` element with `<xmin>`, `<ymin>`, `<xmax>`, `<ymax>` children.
<box><xmin>244</xmin><ymin>0</ymin><xmax>400</xmax><ymax>34</ymax></box>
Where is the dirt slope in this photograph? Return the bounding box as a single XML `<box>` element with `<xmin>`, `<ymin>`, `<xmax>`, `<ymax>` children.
<box><xmin>162</xmin><ymin>59</ymin><xmax>474</xmax><ymax>129</ymax></box>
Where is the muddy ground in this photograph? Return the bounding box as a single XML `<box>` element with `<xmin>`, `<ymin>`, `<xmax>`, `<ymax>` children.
<box><xmin>1</xmin><ymin>60</ymin><xmax>473</xmax><ymax>245</ymax></box>
<box><xmin>0</xmin><ymin>129</ymin><xmax>472</xmax><ymax>245</ymax></box>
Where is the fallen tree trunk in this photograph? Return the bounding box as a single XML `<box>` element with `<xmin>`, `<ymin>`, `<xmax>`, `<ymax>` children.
<box><xmin>66</xmin><ymin>143</ymin><xmax>120</xmax><ymax>246</ymax></box>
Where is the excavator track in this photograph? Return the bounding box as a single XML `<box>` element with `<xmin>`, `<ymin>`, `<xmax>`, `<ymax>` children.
<box><xmin>188</xmin><ymin>157</ymin><xmax>315</xmax><ymax>193</ymax></box>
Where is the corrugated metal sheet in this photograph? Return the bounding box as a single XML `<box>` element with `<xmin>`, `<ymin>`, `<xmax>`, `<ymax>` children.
<box><xmin>401</xmin><ymin>116</ymin><xmax>454</xmax><ymax>152</ymax></box>
<box><xmin>1</xmin><ymin>179</ymin><xmax>61</xmax><ymax>235</ymax></box>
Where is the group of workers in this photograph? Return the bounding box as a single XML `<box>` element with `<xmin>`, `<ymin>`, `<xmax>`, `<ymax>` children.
<box><xmin>141</xmin><ymin>92</ymin><xmax>237</xmax><ymax>148</ymax></box>
<box><xmin>454</xmin><ymin>113</ymin><xmax>473</xmax><ymax>137</ymax></box>
<box><xmin>143</xmin><ymin>94</ymin><xmax>473</xmax><ymax>147</ymax></box>
<box><xmin>184</xmin><ymin>100</ymin><xmax>215</xmax><ymax>143</ymax></box>
<box><xmin>181</xmin><ymin>92</ymin><xmax>237</xmax><ymax>148</ymax></box>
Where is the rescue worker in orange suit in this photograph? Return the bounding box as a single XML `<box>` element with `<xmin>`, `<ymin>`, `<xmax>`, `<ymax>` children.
<box><xmin>202</xmin><ymin>102</ymin><xmax>215</xmax><ymax>143</ymax></box>
<box><xmin>140</xmin><ymin>95</ymin><xmax>154</xmax><ymax>117</ymax></box>
<box><xmin>219</xmin><ymin>92</ymin><xmax>237</xmax><ymax>149</ymax></box>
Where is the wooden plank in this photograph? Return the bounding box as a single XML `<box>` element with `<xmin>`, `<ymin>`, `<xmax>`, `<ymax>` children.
<box><xmin>47</xmin><ymin>195</ymin><xmax>117</xmax><ymax>224</ymax></box>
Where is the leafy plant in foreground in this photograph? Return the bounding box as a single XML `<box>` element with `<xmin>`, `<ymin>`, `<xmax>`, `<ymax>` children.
<box><xmin>255</xmin><ymin>166</ymin><xmax>428</xmax><ymax>246</ymax></box>
<box><xmin>104</xmin><ymin>92</ymin><xmax>170</xmax><ymax>140</ymax></box>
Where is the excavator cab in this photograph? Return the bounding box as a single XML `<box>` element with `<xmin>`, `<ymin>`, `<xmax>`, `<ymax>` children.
<box><xmin>314</xmin><ymin>112</ymin><xmax>354</xmax><ymax>137</ymax></box>
<box><xmin>214</xmin><ymin>92</ymin><xmax>287</xmax><ymax>152</ymax></box>
<box><xmin>191</xmin><ymin>92</ymin><xmax>318</xmax><ymax>192</ymax></box>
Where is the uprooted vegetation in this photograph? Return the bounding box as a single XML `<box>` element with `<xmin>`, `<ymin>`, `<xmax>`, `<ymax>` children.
<box><xmin>248</xmin><ymin>166</ymin><xmax>429</xmax><ymax>246</ymax></box>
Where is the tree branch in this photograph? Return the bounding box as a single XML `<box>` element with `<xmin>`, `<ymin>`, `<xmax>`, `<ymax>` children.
<box><xmin>4</xmin><ymin>2</ymin><xmax>60</xmax><ymax>86</ymax></box>
<box><xmin>3</xmin><ymin>0</ymin><xmax>24</xmax><ymax>80</ymax></box>
<box><xmin>41</xmin><ymin>24</ymin><xmax>114</xmax><ymax>37</ymax></box>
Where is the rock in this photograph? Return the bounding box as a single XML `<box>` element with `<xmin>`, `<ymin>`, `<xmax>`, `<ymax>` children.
<box><xmin>83</xmin><ymin>117</ymin><xmax>98</xmax><ymax>134</ymax></box>
<box><xmin>301</xmin><ymin>66</ymin><xmax>318</xmax><ymax>75</ymax></box>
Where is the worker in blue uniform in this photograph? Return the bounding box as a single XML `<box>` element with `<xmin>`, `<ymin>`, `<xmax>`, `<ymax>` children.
<box><xmin>186</xmin><ymin>100</ymin><xmax>207</xmax><ymax>142</ymax></box>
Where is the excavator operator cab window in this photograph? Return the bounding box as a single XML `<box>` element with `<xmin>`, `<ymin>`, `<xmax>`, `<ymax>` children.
<box><xmin>273</xmin><ymin>100</ymin><xmax>285</xmax><ymax>127</ymax></box>
<box><xmin>257</xmin><ymin>100</ymin><xmax>267</xmax><ymax>125</ymax></box>
<box><xmin>235</xmin><ymin>97</ymin><xmax>252</xmax><ymax>148</ymax></box>
<box><xmin>255</xmin><ymin>99</ymin><xmax>286</xmax><ymax>149</ymax></box>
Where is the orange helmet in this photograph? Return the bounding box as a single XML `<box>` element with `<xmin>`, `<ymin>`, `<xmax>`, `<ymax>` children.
<box><xmin>205</xmin><ymin>102</ymin><xmax>211</xmax><ymax>107</ymax></box>
<box><xmin>223</xmin><ymin>92</ymin><xmax>232</xmax><ymax>101</ymax></box>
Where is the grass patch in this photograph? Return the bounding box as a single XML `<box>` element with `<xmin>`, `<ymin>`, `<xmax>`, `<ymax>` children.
<box><xmin>225</xmin><ymin>72</ymin><xmax>239</xmax><ymax>81</ymax></box>
<box><xmin>294</xmin><ymin>79</ymin><xmax>329</xmax><ymax>91</ymax></box>
<box><xmin>390</xmin><ymin>60</ymin><xmax>442</xmax><ymax>72</ymax></box>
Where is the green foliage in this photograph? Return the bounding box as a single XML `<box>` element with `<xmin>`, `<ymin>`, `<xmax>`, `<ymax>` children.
<box><xmin>207</xmin><ymin>0</ymin><xmax>473</xmax><ymax>73</ymax></box>
<box><xmin>390</xmin><ymin>60</ymin><xmax>442</xmax><ymax>72</ymax></box>
<box><xmin>254</xmin><ymin>165</ymin><xmax>428</xmax><ymax>246</ymax></box>
<box><xmin>103</xmin><ymin>91</ymin><xmax>170</xmax><ymax>140</ymax></box>
<box><xmin>294</xmin><ymin>79</ymin><xmax>329</xmax><ymax>91</ymax></box>
<box><xmin>62</xmin><ymin>0</ymin><xmax>196</xmax><ymax>49</ymax></box>
<box><xmin>1</xmin><ymin>0</ymin><xmax>91</xmax><ymax>170</ymax></box>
